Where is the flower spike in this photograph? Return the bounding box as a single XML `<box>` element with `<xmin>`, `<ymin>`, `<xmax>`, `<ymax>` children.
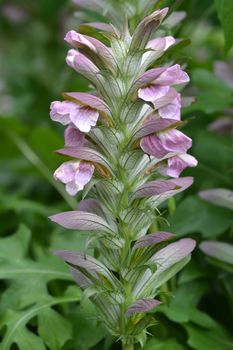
<box><xmin>49</xmin><ymin>6</ymin><xmax>197</xmax><ymax>347</ymax></box>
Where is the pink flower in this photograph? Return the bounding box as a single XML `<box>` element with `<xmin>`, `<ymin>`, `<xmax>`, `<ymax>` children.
<box><xmin>50</xmin><ymin>100</ymin><xmax>99</xmax><ymax>132</ymax></box>
<box><xmin>159</xmin><ymin>154</ymin><xmax>198</xmax><ymax>178</ymax></box>
<box><xmin>138</xmin><ymin>64</ymin><xmax>189</xmax><ymax>103</ymax></box>
<box><xmin>158</xmin><ymin>90</ymin><xmax>181</xmax><ymax>120</ymax></box>
<box><xmin>140</xmin><ymin>129</ymin><xmax>192</xmax><ymax>159</ymax></box>
<box><xmin>54</xmin><ymin>161</ymin><xmax>94</xmax><ymax>196</ymax></box>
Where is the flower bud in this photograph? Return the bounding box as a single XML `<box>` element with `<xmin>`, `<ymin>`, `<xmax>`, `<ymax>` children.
<box><xmin>65</xmin><ymin>31</ymin><xmax>97</xmax><ymax>52</ymax></box>
<box><xmin>66</xmin><ymin>49</ymin><xmax>99</xmax><ymax>82</ymax></box>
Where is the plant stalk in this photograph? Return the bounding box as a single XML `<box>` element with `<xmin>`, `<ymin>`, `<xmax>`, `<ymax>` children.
<box><xmin>122</xmin><ymin>343</ymin><xmax>134</xmax><ymax>350</ymax></box>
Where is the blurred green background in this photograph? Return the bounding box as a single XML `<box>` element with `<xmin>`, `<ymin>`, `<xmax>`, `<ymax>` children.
<box><xmin>0</xmin><ymin>0</ymin><xmax>232</xmax><ymax>349</ymax></box>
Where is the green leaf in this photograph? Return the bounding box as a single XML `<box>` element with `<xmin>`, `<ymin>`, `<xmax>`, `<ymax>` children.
<box><xmin>38</xmin><ymin>308</ymin><xmax>72</xmax><ymax>350</ymax></box>
<box><xmin>189</xmin><ymin>69</ymin><xmax>233</xmax><ymax>113</ymax></box>
<box><xmin>159</xmin><ymin>281</ymin><xmax>216</xmax><ymax>328</ymax></box>
<box><xmin>7</xmin><ymin>326</ymin><xmax>46</xmax><ymax>350</ymax></box>
<box><xmin>0</xmin><ymin>225</ymin><xmax>81</xmax><ymax>350</ymax></box>
<box><xmin>185</xmin><ymin>324</ymin><xmax>233</xmax><ymax>350</ymax></box>
<box><xmin>215</xmin><ymin>0</ymin><xmax>233</xmax><ymax>51</ymax></box>
<box><xmin>68</xmin><ymin>300</ymin><xmax>108</xmax><ymax>349</ymax></box>
<box><xmin>145</xmin><ymin>338</ymin><xmax>185</xmax><ymax>350</ymax></box>
<box><xmin>168</xmin><ymin>196</ymin><xmax>233</xmax><ymax>238</ymax></box>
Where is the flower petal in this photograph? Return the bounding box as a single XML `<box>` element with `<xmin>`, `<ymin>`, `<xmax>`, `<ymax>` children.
<box><xmin>138</xmin><ymin>85</ymin><xmax>170</xmax><ymax>102</ymax></box>
<box><xmin>159</xmin><ymin>129</ymin><xmax>192</xmax><ymax>154</ymax></box>
<box><xmin>155</xmin><ymin>64</ymin><xmax>189</xmax><ymax>85</ymax></box>
<box><xmin>142</xmin><ymin>36</ymin><xmax>176</xmax><ymax>67</ymax></box>
<box><xmin>140</xmin><ymin>134</ymin><xmax>169</xmax><ymax>158</ymax></box>
<box><xmin>66</xmin><ymin>49</ymin><xmax>99</xmax><ymax>81</ymax></box>
<box><xmin>147</xmin><ymin>36</ymin><xmax>176</xmax><ymax>51</ymax></box>
<box><xmin>50</xmin><ymin>100</ymin><xmax>77</xmax><ymax>125</ymax></box>
<box><xmin>65</xmin><ymin>125</ymin><xmax>85</xmax><ymax>147</ymax></box>
<box><xmin>74</xmin><ymin>162</ymin><xmax>95</xmax><ymax>190</ymax></box>
<box><xmin>64</xmin><ymin>31</ymin><xmax>97</xmax><ymax>52</ymax></box>
<box><xmin>160</xmin><ymin>153</ymin><xmax>198</xmax><ymax>178</ymax></box>
<box><xmin>159</xmin><ymin>92</ymin><xmax>181</xmax><ymax>120</ymax></box>
<box><xmin>65</xmin><ymin>181</ymin><xmax>80</xmax><ymax>196</ymax></box>
<box><xmin>53</xmin><ymin>161</ymin><xmax>78</xmax><ymax>184</ymax></box>
<box><xmin>141</xmin><ymin>129</ymin><xmax>192</xmax><ymax>159</ymax></box>
<box><xmin>70</xmin><ymin>106</ymin><xmax>99</xmax><ymax>132</ymax></box>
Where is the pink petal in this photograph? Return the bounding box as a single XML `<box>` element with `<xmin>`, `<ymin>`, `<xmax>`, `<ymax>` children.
<box><xmin>53</xmin><ymin>161</ymin><xmax>78</xmax><ymax>184</ymax></box>
<box><xmin>140</xmin><ymin>129</ymin><xmax>192</xmax><ymax>159</ymax></box>
<box><xmin>155</xmin><ymin>64</ymin><xmax>190</xmax><ymax>85</ymax></box>
<box><xmin>64</xmin><ymin>125</ymin><xmax>85</xmax><ymax>147</ymax></box>
<box><xmin>64</xmin><ymin>31</ymin><xmax>97</xmax><ymax>52</ymax></box>
<box><xmin>66</xmin><ymin>162</ymin><xmax>94</xmax><ymax>195</ymax></box>
<box><xmin>159</xmin><ymin>92</ymin><xmax>181</xmax><ymax>120</ymax></box>
<box><xmin>70</xmin><ymin>107</ymin><xmax>99</xmax><ymax>132</ymax></box>
<box><xmin>140</xmin><ymin>134</ymin><xmax>168</xmax><ymax>158</ymax></box>
<box><xmin>54</xmin><ymin>161</ymin><xmax>94</xmax><ymax>196</ymax></box>
<box><xmin>138</xmin><ymin>85</ymin><xmax>170</xmax><ymax>102</ymax></box>
<box><xmin>160</xmin><ymin>154</ymin><xmax>198</xmax><ymax>178</ymax></box>
<box><xmin>65</xmin><ymin>181</ymin><xmax>80</xmax><ymax>196</ymax></box>
<box><xmin>74</xmin><ymin>162</ymin><xmax>95</xmax><ymax>190</ymax></box>
<box><xmin>159</xmin><ymin>129</ymin><xmax>192</xmax><ymax>154</ymax></box>
<box><xmin>147</xmin><ymin>36</ymin><xmax>175</xmax><ymax>51</ymax></box>
<box><xmin>50</xmin><ymin>100</ymin><xmax>77</xmax><ymax>125</ymax></box>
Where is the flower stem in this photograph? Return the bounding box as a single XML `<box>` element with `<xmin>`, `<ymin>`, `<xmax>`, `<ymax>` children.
<box><xmin>122</xmin><ymin>342</ymin><xmax>134</xmax><ymax>350</ymax></box>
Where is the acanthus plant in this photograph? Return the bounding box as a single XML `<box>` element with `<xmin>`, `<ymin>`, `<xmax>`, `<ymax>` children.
<box><xmin>49</xmin><ymin>7</ymin><xmax>197</xmax><ymax>349</ymax></box>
